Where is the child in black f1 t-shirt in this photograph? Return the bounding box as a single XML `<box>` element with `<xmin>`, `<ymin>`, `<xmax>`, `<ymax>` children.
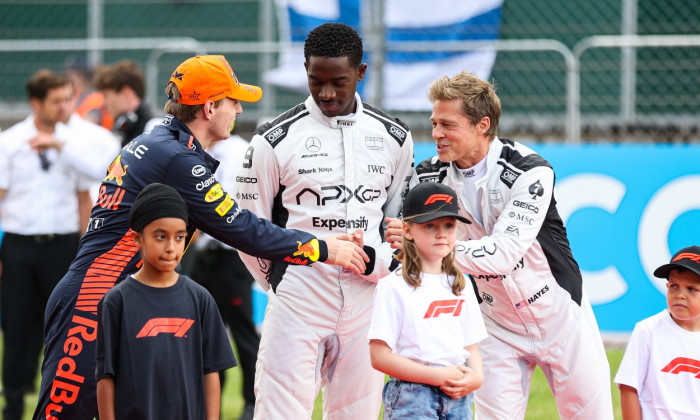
<box><xmin>96</xmin><ymin>183</ymin><xmax>235</xmax><ymax>420</ymax></box>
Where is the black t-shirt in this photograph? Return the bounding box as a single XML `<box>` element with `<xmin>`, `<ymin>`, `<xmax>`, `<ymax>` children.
<box><xmin>96</xmin><ymin>275</ymin><xmax>235</xmax><ymax>420</ymax></box>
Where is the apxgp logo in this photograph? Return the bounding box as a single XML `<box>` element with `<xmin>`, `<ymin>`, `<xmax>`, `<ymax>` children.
<box><xmin>661</xmin><ymin>357</ymin><xmax>700</xmax><ymax>378</ymax></box>
<box><xmin>423</xmin><ymin>299</ymin><xmax>465</xmax><ymax>318</ymax></box>
<box><xmin>136</xmin><ymin>318</ymin><xmax>195</xmax><ymax>338</ymax></box>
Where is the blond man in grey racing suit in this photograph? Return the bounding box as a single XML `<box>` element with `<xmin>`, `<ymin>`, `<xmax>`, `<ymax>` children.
<box><xmin>388</xmin><ymin>71</ymin><xmax>614</xmax><ymax>419</ymax></box>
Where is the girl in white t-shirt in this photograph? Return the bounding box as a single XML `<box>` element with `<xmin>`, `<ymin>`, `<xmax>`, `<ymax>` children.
<box><xmin>368</xmin><ymin>182</ymin><xmax>487</xmax><ymax>420</ymax></box>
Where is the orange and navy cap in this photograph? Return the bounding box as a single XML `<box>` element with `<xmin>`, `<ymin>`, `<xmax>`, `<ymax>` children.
<box><xmin>168</xmin><ymin>55</ymin><xmax>262</xmax><ymax>105</ymax></box>
<box><xmin>653</xmin><ymin>245</ymin><xmax>700</xmax><ymax>279</ymax></box>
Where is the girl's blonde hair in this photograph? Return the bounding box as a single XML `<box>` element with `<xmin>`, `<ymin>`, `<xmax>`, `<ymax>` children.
<box><xmin>395</xmin><ymin>219</ymin><xmax>466</xmax><ymax>296</ymax></box>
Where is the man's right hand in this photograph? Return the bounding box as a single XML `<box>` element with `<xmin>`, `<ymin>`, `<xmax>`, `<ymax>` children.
<box><xmin>385</xmin><ymin>217</ymin><xmax>404</xmax><ymax>250</ymax></box>
<box><xmin>324</xmin><ymin>235</ymin><xmax>369</xmax><ymax>274</ymax></box>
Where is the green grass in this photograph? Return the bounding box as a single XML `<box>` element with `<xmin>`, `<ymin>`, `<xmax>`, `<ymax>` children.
<box><xmin>11</xmin><ymin>347</ymin><xmax>625</xmax><ymax>419</ymax></box>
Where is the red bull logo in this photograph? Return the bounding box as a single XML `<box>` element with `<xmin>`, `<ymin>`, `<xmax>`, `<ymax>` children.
<box><xmin>103</xmin><ymin>155</ymin><xmax>129</xmax><ymax>186</ymax></box>
<box><xmin>293</xmin><ymin>239</ymin><xmax>320</xmax><ymax>262</ymax></box>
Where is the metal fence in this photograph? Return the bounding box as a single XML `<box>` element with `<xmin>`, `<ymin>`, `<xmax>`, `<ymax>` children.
<box><xmin>0</xmin><ymin>0</ymin><xmax>698</xmax><ymax>143</ymax></box>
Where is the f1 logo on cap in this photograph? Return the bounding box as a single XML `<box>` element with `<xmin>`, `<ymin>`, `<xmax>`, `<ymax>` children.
<box><xmin>425</xmin><ymin>194</ymin><xmax>454</xmax><ymax>205</ymax></box>
<box><xmin>673</xmin><ymin>252</ymin><xmax>700</xmax><ymax>263</ymax></box>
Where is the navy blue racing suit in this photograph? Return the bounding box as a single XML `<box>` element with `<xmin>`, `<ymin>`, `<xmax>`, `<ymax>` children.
<box><xmin>34</xmin><ymin>115</ymin><xmax>329</xmax><ymax>420</ymax></box>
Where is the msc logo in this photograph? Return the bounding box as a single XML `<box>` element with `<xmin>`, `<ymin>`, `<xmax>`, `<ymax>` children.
<box><xmin>296</xmin><ymin>185</ymin><xmax>381</xmax><ymax>205</ymax></box>
<box><xmin>136</xmin><ymin>318</ymin><xmax>195</xmax><ymax>338</ymax></box>
<box><xmin>236</xmin><ymin>192</ymin><xmax>259</xmax><ymax>200</ymax></box>
<box><xmin>661</xmin><ymin>357</ymin><xmax>700</xmax><ymax>378</ymax></box>
<box><xmin>425</xmin><ymin>194</ymin><xmax>453</xmax><ymax>205</ymax></box>
<box><xmin>424</xmin><ymin>299</ymin><xmax>465</xmax><ymax>318</ymax></box>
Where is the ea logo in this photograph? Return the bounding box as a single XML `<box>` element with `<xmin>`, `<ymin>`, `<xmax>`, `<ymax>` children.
<box><xmin>305</xmin><ymin>137</ymin><xmax>321</xmax><ymax>152</ymax></box>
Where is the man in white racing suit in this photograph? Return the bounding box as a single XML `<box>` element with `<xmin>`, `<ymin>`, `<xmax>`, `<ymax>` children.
<box><xmin>234</xmin><ymin>23</ymin><xmax>414</xmax><ymax>419</ymax></box>
<box><xmin>389</xmin><ymin>71</ymin><xmax>614</xmax><ymax>419</ymax></box>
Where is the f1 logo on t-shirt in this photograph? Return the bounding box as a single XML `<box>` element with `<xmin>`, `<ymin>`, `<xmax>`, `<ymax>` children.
<box><xmin>661</xmin><ymin>357</ymin><xmax>700</xmax><ymax>378</ymax></box>
<box><xmin>424</xmin><ymin>299</ymin><xmax>464</xmax><ymax>318</ymax></box>
<box><xmin>136</xmin><ymin>318</ymin><xmax>195</xmax><ymax>338</ymax></box>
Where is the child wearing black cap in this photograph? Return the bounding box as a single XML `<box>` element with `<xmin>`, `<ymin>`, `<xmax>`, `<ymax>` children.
<box><xmin>95</xmin><ymin>183</ymin><xmax>236</xmax><ymax>420</ymax></box>
<box><xmin>615</xmin><ymin>245</ymin><xmax>700</xmax><ymax>420</ymax></box>
<box><xmin>367</xmin><ymin>182</ymin><xmax>487</xmax><ymax>419</ymax></box>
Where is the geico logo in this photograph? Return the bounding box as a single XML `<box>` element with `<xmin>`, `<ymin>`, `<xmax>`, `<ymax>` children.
<box><xmin>296</xmin><ymin>185</ymin><xmax>381</xmax><ymax>205</ymax></box>
<box><xmin>312</xmin><ymin>216</ymin><xmax>369</xmax><ymax>231</ymax></box>
<box><xmin>196</xmin><ymin>175</ymin><xmax>216</xmax><ymax>191</ymax></box>
<box><xmin>266</xmin><ymin>127</ymin><xmax>284</xmax><ymax>142</ymax></box>
<box><xmin>389</xmin><ymin>125</ymin><xmax>406</xmax><ymax>139</ymax></box>
<box><xmin>236</xmin><ymin>176</ymin><xmax>257</xmax><ymax>183</ymax></box>
<box><xmin>512</xmin><ymin>200</ymin><xmax>539</xmax><ymax>213</ymax></box>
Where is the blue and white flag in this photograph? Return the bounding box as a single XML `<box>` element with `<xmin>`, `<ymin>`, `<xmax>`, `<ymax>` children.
<box><xmin>264</xmin><ymin>0</ymin><xmax>503</xmax><ymax>110</ymax></box>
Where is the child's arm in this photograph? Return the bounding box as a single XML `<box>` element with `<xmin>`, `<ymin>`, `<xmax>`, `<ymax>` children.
<box><xmin>369</xmin><ymin>339</ymin><xmax>464</xmax><ymax>386</ymax></box>
<box><xmin>96</xmin><ymin>377</ymin><xmax>116</xmax><ymax>420</ymax></box>
<box><xmin>619</xmin><ymin>384</ymin><xmax>642</xmax><ymax>420</ymax></box>
<box><xmin>204</xmin><ymin>371</ymin><xmax>221</xmax><ymax>420</ymax></box>
<box><xmin>440</xmin><ymin>343</ymin><xmax>484</xmax><ymax>399</ymax></box>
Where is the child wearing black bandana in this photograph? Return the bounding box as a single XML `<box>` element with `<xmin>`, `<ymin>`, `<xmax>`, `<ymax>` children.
<box><xmin>95</xmin><ymin>183</ymin><xmax>236</xmax><ymax>420</ymax></box>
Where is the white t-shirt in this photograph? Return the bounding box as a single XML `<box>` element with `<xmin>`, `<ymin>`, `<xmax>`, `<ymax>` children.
<box><xmin>614</xmin><ymin>310</ymin><xmax>700</xmax><ymax>420</ymax></box>
<box><xmin>368</xmin><ymin>270</ymin><xmax>487</xmax><ymax>367</ymax></box>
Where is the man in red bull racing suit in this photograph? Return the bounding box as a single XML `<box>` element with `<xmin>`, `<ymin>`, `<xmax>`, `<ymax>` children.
<box><xmin>33</xmin><ymin>55</ymin><xmax>366</xmax><ymax>420</ymax></box>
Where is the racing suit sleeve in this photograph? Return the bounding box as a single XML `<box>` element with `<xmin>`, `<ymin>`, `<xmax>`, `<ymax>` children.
<box><xmin>454</xmin><ymin>166</ymin><xmax>555</xmax><ymax>275</ymax></box>
<box><xmin>231</xmin><ymin>134</ymin><xmax>285</xmax><ymax>287</ymax></box>
<box><xmin>361</xmin><ymin>131</ymin><xmax>415</xmax><ymax>282</ymax></box>
<box><xmin>164</xmin><ymin>147</ymin><xmax>328</xmax><ymax>275</ymax></box>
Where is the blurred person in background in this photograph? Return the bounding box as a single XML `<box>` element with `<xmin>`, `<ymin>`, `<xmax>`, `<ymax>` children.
<box><xmin>64</xmin><ymin>54</ymin><xmax>114</xmax><ymax>131</ymax></box>
<box><xmin>189</xmin><ymin>124</ymin><xmax>260</xmax><ymax>420</ymax></box>
<box><xmin>0</xmin><ymin>69</ymin><xmax>93</xmax><ymax>420</ymax></box>
<box><xmin>94</xmin><ymin>60</ymin><xmax>158</xmax><ymax>147</ymax></box>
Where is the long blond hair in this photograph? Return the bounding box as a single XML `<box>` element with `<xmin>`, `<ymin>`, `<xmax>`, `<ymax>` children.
<box><xmin>395</xmin><ymin>219</ymin><xmax>466</xmax><ymax>296</ymax></box>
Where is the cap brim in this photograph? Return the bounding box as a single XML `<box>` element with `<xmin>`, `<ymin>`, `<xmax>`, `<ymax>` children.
<box><xmin>408</xmin><ymin>211</ymin><xmax>471</xmax><ymax>224</ymax></box>
<box><xmin>653</xmin><ymin>262</ymin><xmax>700</xmax><ymax>279</ymax></box>
<box><xmin>231</xmin><ymin>83</ymin><xmax>263</xmax><ymax>103</ymax></box>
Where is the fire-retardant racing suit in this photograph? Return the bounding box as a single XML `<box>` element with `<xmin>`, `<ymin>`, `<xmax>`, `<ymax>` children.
<box><xmin>234</xmin><ymin>94</ymin><xmax>414</xmax><ymax>419</ymax></box>
<box><xmin>34</xmin><ymin>116</ymin><xmax>337</xmax><ymax>420</ymax></box>
<box><xmin>413</xmin><ymin>137</ymin><xmax>613</xmax><ymax>419</ymax></box>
